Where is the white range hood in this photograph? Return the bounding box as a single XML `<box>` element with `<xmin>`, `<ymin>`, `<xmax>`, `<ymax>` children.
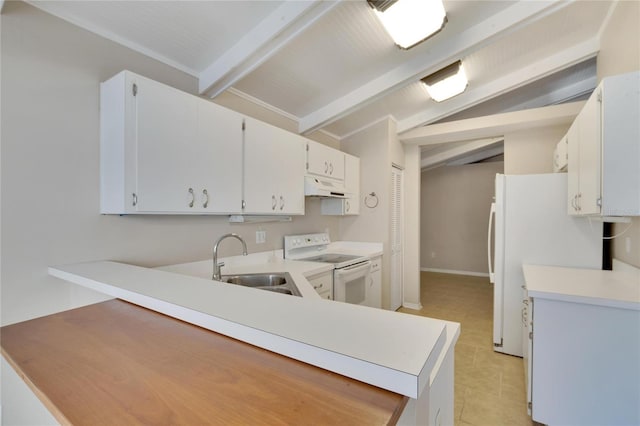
<box><xmin>304</xmin><ymin>176</ymin><xmax>348</xmax><ymax>198</ymax></box>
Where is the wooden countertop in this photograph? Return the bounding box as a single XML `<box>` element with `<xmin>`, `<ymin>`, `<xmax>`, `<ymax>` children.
<box><xmin>1</xmin><ymin>299</ymin><xmax>407</xmax><ymax>425</ymax></box>
<box><xmin>49</xmin><ymin>261</ymin><xmax>447</xmax><ymax>398</ymax></box>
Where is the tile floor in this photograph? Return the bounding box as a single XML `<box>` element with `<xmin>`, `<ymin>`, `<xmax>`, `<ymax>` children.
<box><xmin>398</xmin><ymin>272</ymin><xmax>537</xmax><ymax>426</ymax></box>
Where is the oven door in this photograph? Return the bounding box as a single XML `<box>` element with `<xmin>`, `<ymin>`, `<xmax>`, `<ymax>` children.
<box><xmin>334</xmin><ymin>261</ymin><xmax>372</xmax><ymax>305</ymax></box>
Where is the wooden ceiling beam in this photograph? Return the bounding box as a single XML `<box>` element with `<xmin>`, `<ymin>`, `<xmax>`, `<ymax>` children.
<box><xmin>397</xmin><ymin>37</ymin><xmax>599</xmax><ymax>134</ymax></box>
<box><xmin>198</xmin><ymin>1</ymin><xmax>341</xmax><ymax>98</ymax></box>
<box><xmin>401</xmin><ymin>102</ymin><xmax>585</xmax><ymax>146</ymax></box>
<box><xmin>298</xmin><ymin>0</ymin><xmax>574</xmax><ymax>135</ymax></box>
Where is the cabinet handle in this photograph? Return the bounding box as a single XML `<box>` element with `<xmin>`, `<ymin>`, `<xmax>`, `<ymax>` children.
<box><xmin>202</xmin><ymin>189</ymin><xmax>209</xmax><ymax>208</ymax></box>
<box><xmin>346</xmin><ymin>200</ymin><xmax>350</xmax><ymax>212</ymax></box>
<box><xmin>272</xmin><ymin>195</ymin><xmax>277</xmax><ymax>210</ymax></box>
<box><xmin>313</xmin><ymin>284</ymin><xmax>322</xmax><ymax>290</ymax></box>
<box><xmin>324</xmin><ymin>161</ymin><xmax>329</xmax><ymax>174</ymax></box>
<box><xmin>571</xmin><ymin>194</ymin><xmax>578</xmax><ymax>211</ymax></box>
<box><xmin>329</xmin><ymin>162</ymin><xmax>333</xmax><ymax>174</ymax></box>
<box><xmin>188</xmin><ymin>188</ymin><xmax>195</xmax><ymax>208</ymax></box>
<box><xmin>577</xmin><ymin>193</ymin><xmax>582</xmax><ymax>211</ymax></box>
<box><xmin>132</xmin><ymin>193</ymin><xmax>137</xmax><ymax>206</ymax></box>
<box><xmin>279</xmin><ymin>195</ymin><xmax>284</xmax><ymax>210</ymax></box>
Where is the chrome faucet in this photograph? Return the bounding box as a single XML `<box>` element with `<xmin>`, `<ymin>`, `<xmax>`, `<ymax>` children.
<box><xmin>212</xmin><ymin>233</ymin><xmax>248</xmax><ymax>280</ymax></box>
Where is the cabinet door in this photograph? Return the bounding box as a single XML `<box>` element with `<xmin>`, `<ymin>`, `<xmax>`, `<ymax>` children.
<box><xmin>306</xmin><ymin>141</ymin><xmax>345</xmax><ymax>180</ymax></box>
<box><xmin>567</xmin><ymin>122</ymin><xmax>580</xmax><ymax>215</ymax></box>
<box><xmin>134</xmin><ymin>76</ymin><xmax>198</xmax><ymax>212</ymax></box>
<box><xmin>195</xmin><ymin>101</ymin><xmax>243</xmax><ymax>213</ymax></box>
<box><xmin>576</xmin><ymin>92</ymin><xmax>602</xmax><ymax>215</ymax></box>
<box><xmin>319</xmin><ymin>154</ymin><xmax>360</xmax><ymax>216</ymax></box>
<box><xmin>277</xmin><ymin>133</ymin><xmax>306</xmax><ymax>214</ymax></box>
<box><xmin>344</xmin><ymin>154</ymin><xmax>360</xmax><ymax>215</ymax></box>
<box><xmin>368</xmin><ymin>256</ymin><xmax>382</xmax><ymax>308</ymax></box>
<box><xmin>243</xmin><ymin>118</ymin><xmax>305</xmax><ymax>214</ymax></box>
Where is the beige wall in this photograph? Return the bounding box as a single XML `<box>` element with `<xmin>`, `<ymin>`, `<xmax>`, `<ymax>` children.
<box><xmin>403</xmin><ymin>145</ymin><xmax>421</xmax><ymax>308</ymax></box>
<box><xmin>0</xmin><ymin>1</ymin><xmax>340</xmax><ymax>326</ymax></box>
<box><xmin>340</xmin><ymin>118</ymin><xmax>405</xmax><ymax>309</ymax></box>
<box><xmin>504</xmin><ymin>125</ymin><xmax>569</xmax><ymax>175</ymax></box>
<box><xmin>597</xmin><ymin>0</ymin><xmax>640</xmax><ymax>268</ymax></box>
<box><xmin>421</xmin><ymin>161</ymin><xmax>504</xmax><ymax>274</ymax></box>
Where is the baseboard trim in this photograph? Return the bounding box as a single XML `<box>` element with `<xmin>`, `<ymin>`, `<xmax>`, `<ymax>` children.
<box><xmin>402</xmin><ymin>302</ymin><xmax>422</xmax><ymax>310</ymax></box>
<box><xmin>421</xmin><ymin>268</ymin><xmax>490</xmax><ymax>278</ymax></box>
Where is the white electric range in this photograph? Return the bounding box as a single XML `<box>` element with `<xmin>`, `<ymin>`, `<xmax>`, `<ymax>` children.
<box><xmin>283</xmin><ymin>233</ymin><xmax>371</xmax><ymax>305</ymax></box>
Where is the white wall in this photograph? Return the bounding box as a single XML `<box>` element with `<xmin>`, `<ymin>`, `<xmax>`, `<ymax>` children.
<box><xmin>340</xmin><ymin>118</ymin><xmax>406</xmax><ymax>309</ymax></box>
<box><xmin>597</xmin><ymin>0</ymin><xmax>640</xmax><ymax>269</ymax></box>
<box><xmin>504</xmin><ymin>125</ymin><xmax>568</xmax><ymax>175</ymax></box>
<box><xmin>403</xmin><ymin>145</ymin><xmax>421</xmax><ymax>309</ymax></box>
<box><xmin>0</xmin><ymin>1</ymin><xmax>340</xmax><ymax>327</ymax></box>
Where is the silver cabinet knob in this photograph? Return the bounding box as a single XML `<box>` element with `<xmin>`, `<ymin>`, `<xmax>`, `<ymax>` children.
<box><xmin>271</xmin><ymin>195</ymin><xmax>277</xmax><ymax>210</ymax></box>
<box><xmin>279</xmin><ymin>195</ymin><xmax>284</xmax><ymax>210</ymax></box>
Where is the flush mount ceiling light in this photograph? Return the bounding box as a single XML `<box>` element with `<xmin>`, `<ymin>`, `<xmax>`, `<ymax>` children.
<box><xmin>368</xmin><ymin>0</ymin><xmax>447</xmax><ymax>49</ymax></box>
<box><xmin>421</xmin><ymin>60</ymin><xmax>468</xmax><ymax>102</ymax></box>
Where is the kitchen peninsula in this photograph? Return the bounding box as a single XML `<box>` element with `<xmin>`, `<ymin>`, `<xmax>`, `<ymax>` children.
<box><xmin>2</xmin><ymin>255</ymin><xmax>459</xmax><ymax>425</ymax></box>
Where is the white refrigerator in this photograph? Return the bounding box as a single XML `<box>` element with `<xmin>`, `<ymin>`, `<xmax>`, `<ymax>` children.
<box><xmin>488</xmin><ymin>173</ymin><xmax>602</xmax><ymax>357</ymax></box>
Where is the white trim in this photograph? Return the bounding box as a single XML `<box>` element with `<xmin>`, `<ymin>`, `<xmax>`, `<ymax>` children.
<box><xmin>420</xmin><ymin>137</ymin><xmax>503</xmax><ymax>169</ymax></box>
<box><xmin>225</xmin><ymin>87</ymin><xmax>340</xmax><ymax>142</ymax></box>
<box><xmin>227</xmin><ymin>87</ymin><xmax>300</xmax><ymax>121</ymax></box>
<box><xmin>402</xmin><ymin>302</ymin><xmax>423</xmax><ymax>311</ymax></box>
<box><xmin>397</xmin><ymin>37</ymin><xmax>600</xmax><ymax>133</ymax></box>
<box><xmin>199</xmin><ymin>1</ymin><xmax>341</xmax><ymax>98</ymax></box>
<box><xmin>421</xmin><ymin>267</ymin><xmax>490</xmax><ymax>278</ymax></box>
<box><xmin>297</xmin><ymin>0</ymin><xmax>573</xmax><ymax>134</ymax></box>
<box><xmin>340</xmin><ymin>114</ymin><xmax>398</xmax><ymax>141</ymax></box>
<box><xmin>24</xmin><ymin>1</ymin><xmax>199</xmax><ymax>77</ymax></box>
<box><xmin>401</xmin><ymin>101</ymin><xmax>584</xmax><ymax>146</ymax></box>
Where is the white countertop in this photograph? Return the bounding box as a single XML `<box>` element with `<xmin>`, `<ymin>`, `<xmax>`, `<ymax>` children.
<box><xmin>157</xmin><ymin>242</ymin><xmax>383</xmax><ymax>300</ymax></box>
<box><xmin>523</xmin><ymin>264</ymin><xmax>640</xmax><ymax>310</ymax></box>
<box><xmin>49</xmin><ymin>257</ymin><xmax>448</xmax><ymax>399</ymax></box>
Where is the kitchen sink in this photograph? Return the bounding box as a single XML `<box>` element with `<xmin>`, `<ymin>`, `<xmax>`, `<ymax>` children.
<box><xmin>220</xmin><ymin>272</ymin><xmax>301</xmax><ymax>297</ymax></box>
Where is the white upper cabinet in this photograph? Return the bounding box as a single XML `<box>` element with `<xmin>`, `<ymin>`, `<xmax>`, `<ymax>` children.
<box><xmin>321</xmin><ymin>153</ymin><xmax>360</xmax><ymax>216</ymax></box>
<box><xmin>100</xmin><ymin>71</ymin><xmax>243</xmax><ymax>214</ymax></box>
<box><xmin>567</xmin><ymin>71</ymin><xmax>640</xmax><ymax>217</ymax></box>
<box><xmin>306</xmin><ymin>140</ymin><xmax>345</xmax><ymax>180</ymax></box>
<box><xmin>196</xmin><ymin>100</ymin><xmax>243</xmax><ymax>213</ymax></box>
<box><xmin>243</xmin><ymin>117</ymin><xmax>305</xmax><ymax>215</ymax></box>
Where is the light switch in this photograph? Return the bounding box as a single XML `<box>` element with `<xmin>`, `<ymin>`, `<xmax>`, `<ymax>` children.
<box><xmin>256</xmin><ymin>230</ymin><xmax>266</xmax><ymax>244</ymax></box>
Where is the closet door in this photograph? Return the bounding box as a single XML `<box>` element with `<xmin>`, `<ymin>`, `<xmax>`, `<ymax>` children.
<box><xmin>390</xmin><ymin>165</ymin><xmax>404</xmax><ymax>311</ymax></box>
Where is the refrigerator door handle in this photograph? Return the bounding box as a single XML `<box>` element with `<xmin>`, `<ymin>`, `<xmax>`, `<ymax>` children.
<box><xmin>487</xmin><ymin>202</ymin><xmax>496</xmax><ymax>283</ymax></box>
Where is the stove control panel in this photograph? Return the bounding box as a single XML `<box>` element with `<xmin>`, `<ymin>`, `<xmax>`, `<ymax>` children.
<box><xmin>284</xmin><ymin>233</ymin><xmax>331</xmax><ymax>257</ymax></box>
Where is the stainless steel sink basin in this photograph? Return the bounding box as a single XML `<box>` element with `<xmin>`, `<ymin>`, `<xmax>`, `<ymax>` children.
<box><xmin>220</xmin><ymin>272</ymin><xmax>301</xmax><ymax>297</ymax></box>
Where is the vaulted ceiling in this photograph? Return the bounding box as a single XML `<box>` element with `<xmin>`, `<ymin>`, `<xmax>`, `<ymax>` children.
<box><xmin>25</xmin><ymin>0</ymin><xmax>615</xmax><ymax>164</ymax></box>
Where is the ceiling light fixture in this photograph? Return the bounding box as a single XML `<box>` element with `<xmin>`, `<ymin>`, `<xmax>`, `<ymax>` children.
<box><xmin>421</xmin><ymin>60</ymin><xmax>468</xmax><ymax>102</ymax></box>
<box><xmin>368</xmin><ymin>0</ymin><xmax>447</xmax><ymax>49</ymax></box>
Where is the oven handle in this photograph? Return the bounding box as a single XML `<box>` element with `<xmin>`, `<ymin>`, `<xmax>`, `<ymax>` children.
<box><xmin>335</xmin><ymin>261</ymin><xmax>372</xmax><ymax>276</ymax></box>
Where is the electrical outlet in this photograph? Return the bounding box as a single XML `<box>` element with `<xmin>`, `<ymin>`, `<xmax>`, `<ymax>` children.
<box><xmin>256</xmin><ymin>230</ymin><xmax>266</xmax><ymax>244</ymax></box>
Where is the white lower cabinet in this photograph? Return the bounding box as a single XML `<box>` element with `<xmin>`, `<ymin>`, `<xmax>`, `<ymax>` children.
<box><xmin>307</xmin><ymin>270</ymin><xmax>333</xmax><ymax>300</ymax></box>
<box><xmin>243</xmin><ymin>117</ymin><xmax>305</xmax><ymax>215</ymax></box>
<box><xmin>530</xmin><ymin>297</ymin><xmax>640</xmax><ymax>424</ymax></box>
<box><xmin>365</xmin><ymin>256</ymin><xmax>381</xmax><ymax>308</ymax></box>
